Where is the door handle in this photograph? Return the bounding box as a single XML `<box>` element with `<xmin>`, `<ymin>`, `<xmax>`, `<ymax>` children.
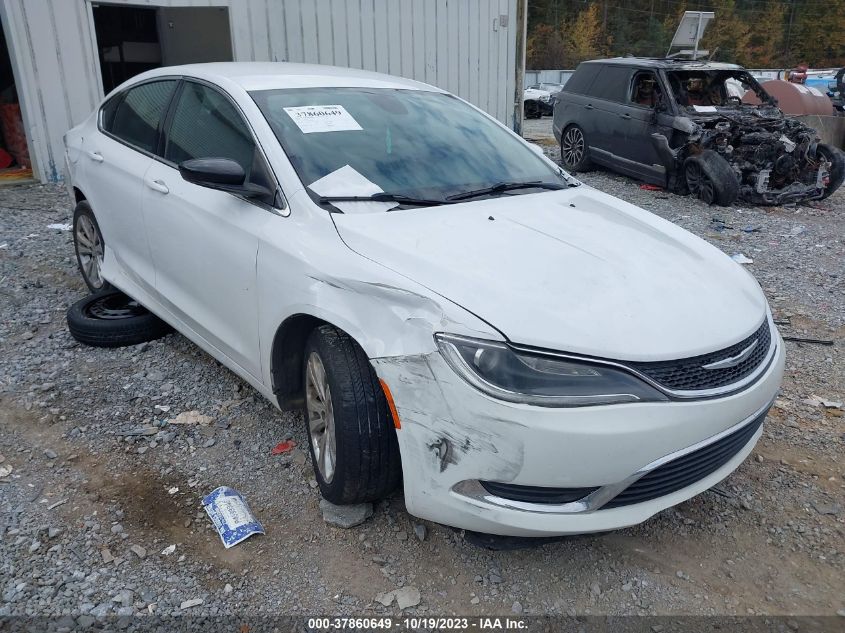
<box><xmin>620</xmin><ymin>113</ymin><xmax>631</xmax><ymax>119</ymax></box>
<box><xmin>86</xmin><ymin>151</ymin><xmax>103</xmax><ymax>162</ymax></box>
<box><xmin>584</xmin><ymin>104</ymin><xmax>594</xmax><ymax>110</ymax></box>
<box><xmin>146</xmin><ymin>178</ymin><xmax>169</xmax><ymax>194</ymax></box>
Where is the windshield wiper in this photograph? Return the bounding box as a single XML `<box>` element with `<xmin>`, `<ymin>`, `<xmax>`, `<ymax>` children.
<box><xmin>319</xmin><ymin>192</ymin><xmax>449</xmax><ymax>208</ymax></box>
<box><xmin>445</xmin><ymin>181</ymin><xmax>566</xmax><ymax>201</ymax></box>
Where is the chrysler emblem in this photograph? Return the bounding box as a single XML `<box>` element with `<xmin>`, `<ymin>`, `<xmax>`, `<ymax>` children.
<box><xmin>702</xmin><ymin>339</ymin><xmax>759</xmax><ymax>370</ymax></box>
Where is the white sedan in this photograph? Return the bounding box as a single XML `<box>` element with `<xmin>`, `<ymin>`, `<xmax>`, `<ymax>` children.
<box><xmin>64</xmin><ymin>63</ymin><xmax>784</xmax><ymax>536</ymax></box>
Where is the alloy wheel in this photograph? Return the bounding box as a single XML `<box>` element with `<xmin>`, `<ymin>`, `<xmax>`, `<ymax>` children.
<box><xmin>685</xmin><ymin>161</ymin><xmax>715</xmax><ymax>204</ymax></box>
<box><xmin>561</xmin><ymin>127</ymin><xmax>585</xmax><ymax>168</ymax></box>
<box><xmin>75</xmin><ymin>215</ymin><xmax>105</xmax><ymax>290</ymax></box>
<box><xmin>305</xmin><ymin>351</ymin><xmax>336</xmax><ymax>483</ymax></box>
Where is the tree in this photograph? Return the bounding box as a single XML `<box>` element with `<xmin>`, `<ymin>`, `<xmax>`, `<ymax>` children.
<box><xmin>701</xmin><ymin>0</ymin><xmax>751</xmax><ymax>64</ymax></box>
<box><xmin>563</xmin><ymin>2</ymin><xmax>611</xmax><ymax>63</ymax></box>
<box><xmin>747</xmin><ymin>1</ymin><xmax>786</xmax><ymax>67</ymax></box>
<box><xmin>527</xmin><ymin>23</ymin><xmax>568</xmax><ymax>69</ymax></box>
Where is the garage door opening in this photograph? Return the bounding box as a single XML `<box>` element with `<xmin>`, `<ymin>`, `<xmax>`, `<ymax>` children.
<box><xmin>0</xmin><ymin>15</ymin><xmax>33</xmax><ymax>184</ymax></box>
<box><xmin>93</xmin><ymin>4</ymin><xmax>234</xmax><ymax>94</ymax></box>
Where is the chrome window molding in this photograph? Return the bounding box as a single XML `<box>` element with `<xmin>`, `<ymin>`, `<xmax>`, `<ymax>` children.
<box><xmin>452</xmin><ymin>396</ymin><xmax>776</xmax><ymax>515</ymax></box>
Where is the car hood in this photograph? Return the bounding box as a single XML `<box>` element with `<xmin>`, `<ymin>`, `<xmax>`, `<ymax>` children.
<box><xmin>332</xmin><ymin>187</ymin><xmax>768</xmax><ymax>362</ymax></box>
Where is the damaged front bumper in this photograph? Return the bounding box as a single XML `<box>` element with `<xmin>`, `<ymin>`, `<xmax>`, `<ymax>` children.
<box><xmin>372</xmin><ymin>336</ymin><xmax>784</xmax><ymax>537</ymax></box>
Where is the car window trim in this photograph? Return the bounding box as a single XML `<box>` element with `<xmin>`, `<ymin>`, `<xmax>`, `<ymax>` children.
<box><xmin>160</xmin><ymin>76</ymin><xmax>287</xmax><ymax>214</ymax></box>
<box><xmin>627</xmin><ymin>70</ymin><xmax>660</xmax><ymax>110</ymax></box>
<box><xmin>97</xmin><ymin>76</ymin><xmax>181</xmax><ymax>161</ymax></box>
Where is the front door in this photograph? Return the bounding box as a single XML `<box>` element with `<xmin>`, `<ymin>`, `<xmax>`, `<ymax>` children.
<box><xmin>142</xmin><ymin>80</ymin><xmax>276</xmax><ymax>380</ymax></box>
<box><xmin>618</xmin><ymin>71</ymin><xmax>675</xmax><ymax>185</ymax></box>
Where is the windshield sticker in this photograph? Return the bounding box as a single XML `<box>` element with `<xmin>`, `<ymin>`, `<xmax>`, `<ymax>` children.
<box><xmin>308</xmin><ymin>165</ymin><xmax>398</xmax><ymax>214</ymax></box>
<box><xmin>692</xmin><ymin>105</ymin><xmax>718</xmax><ymax>113</ymax></box>
<box><xmin>283</xmin><ymin>105</ymin><xmax>363</xmax><ymax>134</ymax></box>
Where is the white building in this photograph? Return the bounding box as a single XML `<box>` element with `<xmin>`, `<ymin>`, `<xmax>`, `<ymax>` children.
<box><xmin>0</xmin><ymin>0</ymin><xmax>527</xmax><ymax>184</ymax></box>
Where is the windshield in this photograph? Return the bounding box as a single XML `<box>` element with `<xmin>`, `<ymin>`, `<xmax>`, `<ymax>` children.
<box><xmin>664</xmin><ymin>69</ymin><xmax>774</xmax><ymax>111</ymax></box>
<box><xmin>250</xmin><ymin>87</ymin><xmax>566</xmax><ymax>205</ymax></box>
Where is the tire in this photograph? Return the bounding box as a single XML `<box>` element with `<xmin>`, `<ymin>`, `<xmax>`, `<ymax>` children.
<box><xmin>817</xmin><ymin>143</ymin><xmax>845</xmax><ymax>200</ymax></box>
<box><xmin>303</xmin><ymin>324</ymin><xmax>401</xmax><ymax>504</ymax></box>
<box><xmin>524</xmin><ymin>101</ymin><xmax>541</xmax><ymax>119</ymax></box>
<box><xmin>560</xmin><ymin>124</ymin><xmax>593</xmax><ymax>172</ymax></box>
<box><xmin>684</xmin><ymin>150</ymin><xmax>738</xmax><ymax>206</ymax></box>
<box><xmin>66</xmin><ymin>289</ymin><xmax>173</xmax><ymax>348</ymax></box>
<box><xmin>73</xmin><ymin>201</ymin><xmax>112</xmax><ymax>293</ymax></box>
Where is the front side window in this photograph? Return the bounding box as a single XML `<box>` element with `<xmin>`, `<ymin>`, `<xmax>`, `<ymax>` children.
<box><xmin>630</xmin><ymin>72</ymin><xmax>662</xmax><ymax>108</ymax></box>
<box><xmin>250</xmin><ymin>87</ymin><xmax>566</xmax><ymax>204</ymax></box>
<box><xmin>165</xmin><ymin>82</ymin><xmax>256</xmax><ymax>172</ymax></box>
<box><xmin>105</xmin><ymin>80</ymin><xmax>177</xmax><ymax>153</ymax></box>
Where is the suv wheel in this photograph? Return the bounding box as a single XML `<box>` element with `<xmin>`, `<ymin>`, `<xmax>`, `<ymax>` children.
<box><xmin>73</xmin><ymin>201</ymin><xmax>112</xmax><ymax>293</ymax></box>
<box><xmin>684</xmin><ymin>150</ymin><xmax>738</xmax><ymax>206</ymax></box>
<box><xmin>560</xmin><ymin>125</ymin><xmax>593</xmax><ymax>172</ymax></box>
<box><xmin>303</xmin><ymin>325</ymin><xmax>401</xmax><ymax>504</ymax></box>
<box><xmin>817</xmin><ymin>143</ymin><xmax>844</xmax><ymax>199</ymax></box>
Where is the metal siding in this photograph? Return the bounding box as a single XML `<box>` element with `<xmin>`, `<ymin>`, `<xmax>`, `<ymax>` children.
<box><xmin>5</xmin><ymin>0</ymin><xmax>519</xmax><ymax>183</ymax></box>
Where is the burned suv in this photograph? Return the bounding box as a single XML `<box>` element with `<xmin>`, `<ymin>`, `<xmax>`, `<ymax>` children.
<box><xmin>553</xmin><ymin>58</ymin><xmax>844</xmax><ymax>205</ymax></box>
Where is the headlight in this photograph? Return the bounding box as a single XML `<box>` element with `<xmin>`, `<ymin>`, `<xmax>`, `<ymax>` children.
<box><xmin>435</xmin><ymin>334</ymin><xmax>668</xmax><ymax>407</ymax></box>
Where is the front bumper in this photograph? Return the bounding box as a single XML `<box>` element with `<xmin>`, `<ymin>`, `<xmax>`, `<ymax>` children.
<box><xmin>372</xmin><ymin>333</ymin><xmax>784</xmax><ymax>537</ymax></box>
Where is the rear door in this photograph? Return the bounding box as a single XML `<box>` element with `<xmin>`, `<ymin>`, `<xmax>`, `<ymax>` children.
<box><xmin>618</xmin><ymin>70</ymin><xmax>676</xmax><ymax>184</ymax></box>
<box><xmin>85</xmin><ymin>79</ymin><xmax>178</xmax><ymax>290</ymax></box>
<box><xmin>142</xmin><ymin>79</ymin><xmax>278</xmax><ymax>379</ymax></box>
<box><xmin>583</xmin><ymin>65</ymin><xmax>634</xmax><ymax>164</ymax></box>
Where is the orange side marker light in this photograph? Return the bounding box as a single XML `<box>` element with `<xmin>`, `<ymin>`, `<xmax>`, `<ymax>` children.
<box><xmin>379</xmin><ymin>378</ymin><xmax>401</xmax><ymax>429</ymax></box>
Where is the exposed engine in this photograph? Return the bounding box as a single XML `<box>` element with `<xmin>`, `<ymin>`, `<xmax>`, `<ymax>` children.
<box><xmin>687</xmin><ymin>108</ymin><xmax>832</xmax><ymax>204</ymax></box>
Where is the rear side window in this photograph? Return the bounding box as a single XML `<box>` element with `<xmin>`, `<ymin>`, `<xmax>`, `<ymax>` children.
<box><xmin>105</xmin><ymin>80</ymin><xmax>177</xmax><ymax>153</ymax></box>
<box><xmin>563</xmin><ymin>65</ymin><xmax>597</xmax><ymax>95</ymax></box>
<box><xmin>164</xmin><ymin>82</ymin><xmax>255</xmax><ymax>172</ymax></box>
<box><xmin>588</xmin><ymin>66</ymin><xmax>633</xmax><ymax>103</ymax></box>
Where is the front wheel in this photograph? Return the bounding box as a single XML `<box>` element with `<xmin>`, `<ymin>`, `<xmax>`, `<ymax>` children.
<box><xmin>303</xmin><ymin>325</ymin><xmax>401</xmax><ymax>504</ymax></box>
<box><xmin>684</xmin><ymin>150</ymin><xmax>738</xmax><ymax>206</ymax></box>
<box><xmin>817</xmin><ymin>143</ymin><xmax>844</xmax><ymax>199</ymax></box>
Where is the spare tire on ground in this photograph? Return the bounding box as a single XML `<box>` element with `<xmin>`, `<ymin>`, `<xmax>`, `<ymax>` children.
<box><xmin>66</xmin><ymin>289</ymin><xmax>173</xmax><ymax>348</ymax></box>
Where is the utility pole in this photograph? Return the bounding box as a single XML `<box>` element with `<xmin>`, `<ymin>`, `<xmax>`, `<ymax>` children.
<box><xmin>785</xmin><ymin>0</ymin><xmax>796</xmax><ymax>62</ymax></box>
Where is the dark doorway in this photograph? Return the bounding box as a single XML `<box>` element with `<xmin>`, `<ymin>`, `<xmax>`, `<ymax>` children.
<box><xmin>92</xmin><ymin>4</ymin><xmax>233</xmax><ymax>95</ymax></box>
<box><xmin>0</xmin><ymin>15</ymin><xmax>33</xmax><ymax>182</ymax></box>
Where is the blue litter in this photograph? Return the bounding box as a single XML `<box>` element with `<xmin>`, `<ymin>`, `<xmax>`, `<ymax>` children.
<box><xmin>202</xmin><ymin>486</ymin><xmax>264</xmax><ymax>548</ymax></box>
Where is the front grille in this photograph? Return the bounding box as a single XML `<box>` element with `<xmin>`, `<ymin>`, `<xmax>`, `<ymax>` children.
<box><xmin>479</xmin><ymin>481</ymin><xmax>598</xmax><ymax>505</ymax></box>
<box><xmin>628</xmin><ymin>320</ymin><xmax>771</xmax><ymax>392</ymax></box>
<box><xmin>603</xmin><ymin>409</ymin><xmax>767</xmax><ymax>509</ymax></box>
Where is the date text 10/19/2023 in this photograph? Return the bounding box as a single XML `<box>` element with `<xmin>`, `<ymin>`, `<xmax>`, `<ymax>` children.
<box><xmin>307</xmin><ymin>617</ymin><xmax>529</xmax><ymax>630</ymax></box>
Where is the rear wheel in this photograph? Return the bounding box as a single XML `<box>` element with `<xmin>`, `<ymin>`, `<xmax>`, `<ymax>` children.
<box><xmin>817</xmin><ymin>143</ymin><xmax>844</xmax><ymax>199</ymax></box>
<box><xmin>560</xmin><ymin>124</ymin><xmax>593</xmax><ymax>172</ymax></box>
<box><xmin>73</xmin><ymin>201</ymin><xmax>112</xmax><ymax>293</ymax></box>
<box><xmin>303</xmin><ymin>325</ymin><xmax>401</xmax><ymax>504</ymax></box>
<box><xmin>684</xmin><ymin>150</ymin><xmax>738</xmax><ymax>206</ymax></box>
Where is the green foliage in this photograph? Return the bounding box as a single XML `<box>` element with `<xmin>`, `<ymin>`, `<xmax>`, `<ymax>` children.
<box><xmin>526</xmin><ymin>0</ymin><xmax>844</xmax><ymax>70</ymax></box>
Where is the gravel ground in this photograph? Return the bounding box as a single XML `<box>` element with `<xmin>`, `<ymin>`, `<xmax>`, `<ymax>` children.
<box><xmin>0</xmin><ymin>119</ymin><xmax>843</xmax><ymax>624</ymax></box>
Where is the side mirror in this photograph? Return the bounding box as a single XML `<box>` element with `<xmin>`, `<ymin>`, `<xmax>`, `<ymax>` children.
<box><xmin>179</xmin><ymin>158</ymin><xmax>246</xmax><ymax>188</ymax></box>
<box><xmin>179</xmin><ymin>157</ymin><xmax>273</xmax><ymax>200</ymax></box>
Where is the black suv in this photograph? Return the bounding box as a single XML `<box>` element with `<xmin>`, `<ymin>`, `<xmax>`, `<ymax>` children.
<box><xmin>552</xmin><ymin>58</ymin><xmax>844</xmax><ymax>205</ymax></box>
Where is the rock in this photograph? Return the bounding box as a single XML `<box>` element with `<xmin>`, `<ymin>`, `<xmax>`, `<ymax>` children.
<box><xmin>590</xmin><ymin>582</ymin><xmax>601</xmax><ymax>596</ymax></box>
<box><xmin>470</xmin><ymin>596</ymin><xmax>480</xmax><ymax>605</ymax></box>
<box><xmin>28</xmin><ymin>540</ymin><xmax>41</xmax><ymax>554</ymax></box>
<box><xmin>511</xmin><ymin>601</ymin><xmax>523</xmax><ymax>614</ymax></box>
<box><xmin>180</xmin><ymin>598</ymin><xmax>203</xmax><ymax>610</ymax></box>
<box><xmin>160</xmin><ymin>544</ymin><xmax>176</xmax><ymax>556</ymax></box>
<box><xmin>203</xmin><ymin>438</ymin><xmax>216</xmax><ymax>448</ymax></box>
<box><xmin>811</xmin><ymin>501</ymin><xmax>841</xmax><ymax>515</ymax></box>
<box><xmin>146</xmin><ymin>370</ymin><xmax>165</xmax><ymax>381</ymax></box>
<box><xmin>100</xmin><ymin>549</ymin><xmax>114</xmax><ymax>564</ymax></box>
<box><xmin>489</xmin><ymin>573</ymin><xmax>502</xmax><ymax>584</ymax></box>
<box><xmin>396</xmin><ymin>530</ymin><xmax>408</xmax><ymax>541</ymax></box>
<box><xmin>112</xmin><ymin>589</ymin><xmax>134</xmax><ymax>607</ymax></box>
<box><xmin>224</xmin><ymin>584</ymin><xmax>233</xmax><ymax>594</ymax></box>
<box><xmin>111</xmin><ymin>524</ymin><xmax>124</xmax><ymax>534</ymax></box>
<box><xmin>47</xmin><ymin>527</ymin><xmax>63</xmax><ymax>539</ymax></box>
<box><xmin>169</xmin><ymin>410</ymin><xmax>213</xmax><ymax>426</ymax></box>
<box><xmin>413</xmin><ymin>524</ymin><xmax>427</xmax><ymax>542</ymax></box>
<box><xmin>130</xmin><ymin>545</ymin><xmax>147</xmax><ymax>559</ymax></box>
<box><xmin>375</xmin><ymin>592</ymin><xmax>394</xmax><ymax>607</ymax></box>
<box><xmin>394</xmin><ymin>586</ymin><xmax>421</xmax><ymax>609</ymax></box>
<box><xmin>291</xmin><ymin>449</ymin><xmax>307</xmax><ymax>466</ymax></box>
<box><xmin>319</xmin><ymin>499</ymin><xmax>373</xmax><ymax>528</ymax></box>
<box><xmin>43</xmin><ymin>448</ymin><xmax>58</xmax><ymax>459</ymax></box>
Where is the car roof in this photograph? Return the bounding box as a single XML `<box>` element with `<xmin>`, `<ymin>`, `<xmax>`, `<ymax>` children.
<box><xmin>124</xmin><ymin>62</ymin><xmax>444</xmax><ymax>93</ymax></box>
<box><xmin>580</xmin><ymin>57</ymin><xmax>745</xmax><ymax>71</ymax></box>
